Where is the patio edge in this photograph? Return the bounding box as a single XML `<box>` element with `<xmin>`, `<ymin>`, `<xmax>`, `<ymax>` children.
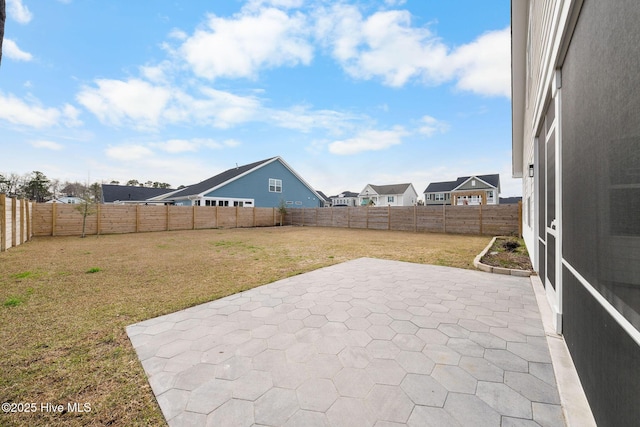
<box><xmin>530</xmin><ymin>274</ymin><xmax>597</xmax><ymax>427</ymax></box>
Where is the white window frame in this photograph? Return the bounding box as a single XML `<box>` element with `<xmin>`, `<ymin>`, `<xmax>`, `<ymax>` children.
<box><xmin>269</xmin><ymin>178</ymin><xmax>282</xmax><ymax>193</ymax></box>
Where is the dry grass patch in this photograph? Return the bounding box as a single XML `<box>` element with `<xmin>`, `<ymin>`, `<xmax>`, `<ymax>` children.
<box><xmin>0</xmin><ymin>227</ymin><xmax>489</xmax><ymax>426</ymax></box>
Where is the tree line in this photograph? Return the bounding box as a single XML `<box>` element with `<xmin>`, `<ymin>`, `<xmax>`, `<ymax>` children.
<box><xmin>0</xmin><ymin>171</ymin><xmax>173</xmax><ymax>202</ymax></box>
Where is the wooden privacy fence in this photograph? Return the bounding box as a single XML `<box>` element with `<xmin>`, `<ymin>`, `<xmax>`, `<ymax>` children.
<box><xmin>0</xmin><ymin>194</ymin><xmax>33</xmax><ymax>251</ymax></box>
<box><xmin>286</xmin><ymin>203</ymin><xmax>522</xmax><ymax>236</ymax></box>
<box><xmin>33</xmin><ymin>204</ymin><xmax>286</xmax><ymax>237</ymax></box>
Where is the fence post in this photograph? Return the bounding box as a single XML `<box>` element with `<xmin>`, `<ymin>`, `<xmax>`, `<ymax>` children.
<box><xmin>96</xmin><ymin>203</ymin><xmax>101</xmax><ymax>235</ymax></box>
<box><xmin>479</xmin><ymin>203</ymin><xmax>483</xmax><ymax>235</ymax></box>
<box><xmin>366</xmin><ymin>206</ymin><xmax>369</xmax><ymax>229</ymax></box>
<box><xmin>25</xmin><ymin>200</ymin><xmax>31</xmax><ymax>242</ymax></box>
<box><xmin>442</xmin><ymin>204</ymin><xmax>446</xmax><ymax>233</ymax></box>
<box><xmin>235</xmin><ymin>205</ymin><xmax>239</xmax><ymax>228</ymax></box>
<box><xmin>192</xmin><ymin>205</ymin><xmax>196</xmax><ymax>230</ymax></box>
<box><xmin>20</xmin><ymin>199</ymin><xmax>25</xmax><ymax>244</ymax></box>
<box><xmin>414</xmin><ymin>204</ymin><xmax>417</xmax><ymax>233</ymax></box>
<box><xmin>253</xmin><ymin>207</ymin><xmax>256</xmax><ymax>227</ymax></box>
<box><xmin>0</xmin><ymin>194</ymin><xmax>6</xmax><ymax>251</ymax></box>
<box><xmin>11</xmin><ymin>197</ymin><xmax>17</xmax><ymax>247</ymax></box>
<box><xmin>518</xmin><ymin>200</ymin><xmax>523</xmax><ymax>237</ymax></box>
<box><xmin>51</xmin><ymin>200</ymin><xmax>57</xmax><ymax>237</ymax></box>
<box><xmin>387</xmin><ymin>205</ymin><xmax>391</xmax><ymax>230</ymax></box>
<box><xmin>165</xmin><ymin>204</ymin><xmax>169</xmax><ymax>231</ymax></box>
<box><xmin>136</xmin><ymin>204</ymin><xmax>141</xmax><ymax>233</ymax></box>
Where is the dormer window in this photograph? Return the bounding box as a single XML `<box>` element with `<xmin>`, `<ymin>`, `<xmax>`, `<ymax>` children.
<box><xmin>471</xmin><ymin>179</ymin><xmax>476</xmax><ymax>187</ymax></box>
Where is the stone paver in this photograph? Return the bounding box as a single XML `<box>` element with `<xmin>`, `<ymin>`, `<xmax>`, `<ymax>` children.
<box><xmin>127</xmin><ymin>258</ymin><xmax>566</xmax><ymax>426</ymax></box>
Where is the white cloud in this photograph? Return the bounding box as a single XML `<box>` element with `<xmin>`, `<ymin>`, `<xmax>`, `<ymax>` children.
<box><xmin>106</xmin><ymin>144</ymin><xmax>154</xmax><ymax>161</ymax></box>
<box><xmin>150</xmin><ymin>138</ymin><xmax>241</xmax><ymax>154</ymax></box>
<box><xmin>30</xmin><ymin>140</ymin><xmax>63</xmax><ymax>150</ymax></box>
<box><xmin>0</xmin><ymin>93</ymin><xmax>61</xmax><ymax>127</ymax></box>
<box><xmin>449</xmin><ymin>27</ymin><xmax>511</xmax><ymax>98</ymax></box>
<box><xmin>168</xmin><ymin>28</ymin><xmax>188</xmax><ymax>41</ymax></box>
<box><xmin>315</xmin><ymin>6</ymin><xmax>509</xmax><ymax>97</ymax></box>
<box><xmin>75</xmin><ymin>76</ymin><xmax>359</xmax><ymax>133</ymax></box>
<box><xmin>139</xmin><ymin>63</ymin><xmax>170</xmax><ymax>84</ymax></box>
<box><xmin>244</xmin><ymin>0</ymin><xmax>304</xmax><ymax>10</ymax></box>
<box><xmin>180</xmin><ymin>8</ymin><xmax>312</xmax><ymax>80</ymax></box>
<box><xmin>418</xmin><ymin>115</ymin><xmax>448</xmax><ymax>137</ymax></box>
<box><xmin>151</xmin><ymin>139</ymin><xmax>199</xmax><ymax>153</ymax></box>
<box><xmin>315</xmin><ymin>6</ymin><xmax>449</xmax><ymax>87</ymax></box>
<box><xmin>76</xmin><ymin>79</ymin><xmax>171</xmax><ymax>129</ymax></box>
<box><xmin>268</xmin><ymin>105</ymin><xmax>360</xmax><ymax>134</ymax></box>
<box><xmin>62</xmin><ymin>104</ymin><xmax>83</xmax><ymax>127</ymax></box>
<box><xmin>166</xmin><ymin>87</ymin><xmax>261</xmax><ymax>129</ymax></box>
<box><xmin>7</xmin><ymin>0</ymin><xmax>32</xmax><ymax>24</ymax></box>
<box><xmin>3</xmin><ymin>39</ymin><xmax>33</xmax><ymax>61</ymax></box>
<box><xmin>329</xmin><ymin>127</ymin><xmax>408</xmax><ymax>155</ymax></box>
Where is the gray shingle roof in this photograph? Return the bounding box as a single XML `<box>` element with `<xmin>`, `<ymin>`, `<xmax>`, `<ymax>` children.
<box><xmin>369</xmin><ymin>183</ymin><xmax>412</xmax><ymax>195</ymax></box>
<box><xmin>101</xmin><ymin>184</ymin><xmax>174</xmax><ymax>203</ymax></box>
<box><xmin>330</xmin><ymin>191</ymin><xmax>359</xmax><ymax>198</ymax></box>
<box><xmin>165</xmin><ymin>157</ymin><xmax>277</xmax><ymax>199</ymax></box>
<box><xmin>424</xmin><ymin>174</ymin><xmax>500</xmax><ymax>193</ymax></box>
<box><xmin>424</xmin><ymin>180</ymin><xmax>459</xmax><ymax>193</ymax></box>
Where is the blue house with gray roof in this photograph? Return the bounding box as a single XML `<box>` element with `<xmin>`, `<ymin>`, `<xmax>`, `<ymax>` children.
<box><xmin>152</xmin><ymin>156</ymin><xmax>322</xmax><ymax>208</ymax></box>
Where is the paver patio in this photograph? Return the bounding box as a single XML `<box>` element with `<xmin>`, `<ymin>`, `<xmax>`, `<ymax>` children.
<box><xmin>127</xmin><ymin>258</ymin><xmax>566</xmax><ymax>426</ymax></box>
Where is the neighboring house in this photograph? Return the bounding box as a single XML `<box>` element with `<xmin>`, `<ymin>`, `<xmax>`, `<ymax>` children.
<box><xmin>156</xmin><ymin>156</ymin><xmax>322</xmax><ymax>208</ymax></box>
<box><xmin>101</xmin><ymin>184</ymin><xmax>174</xmax><ymax>204</ymax></box>
<box><xmin>512</xmin><ymin>1</ymin><xmax>639</xmax><ymax>425</ymax></box>
<box><xmin>423</xmin><ymin>174</ymin><xmax>500</xmax><ymax>206</ymax></box>
<box><xmin>330</xmin><ymin>191</ymin><xmax>359</xmax><ymax>207</ymax></box>
<box><xmin>46</xmin><ymin>196</ymin><xmax>84</xmax><ymax>204</ymax></box>
<box><xmin>358</xmin><ymin>184</ymin><xmax>418</xmax><ymax>207</ymax></box>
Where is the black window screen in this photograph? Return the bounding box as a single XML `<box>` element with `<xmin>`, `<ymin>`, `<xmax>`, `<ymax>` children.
<box><xmin>561</xmin><ymin>0</ymin><xmax>640</xmax><ymax>329</ymax></box>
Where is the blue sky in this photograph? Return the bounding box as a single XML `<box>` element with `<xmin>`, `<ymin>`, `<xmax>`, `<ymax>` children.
<box><xmin>1</xmin><ymin>0</ymin><xmax>518</xmax><ymax>199</ymax></box>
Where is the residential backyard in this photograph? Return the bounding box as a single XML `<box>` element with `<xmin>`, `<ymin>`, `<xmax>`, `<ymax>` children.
<box><xmin>0</xmin><ymin>227</ymin><xmax>490</xmax><ymax>426</ymax></box>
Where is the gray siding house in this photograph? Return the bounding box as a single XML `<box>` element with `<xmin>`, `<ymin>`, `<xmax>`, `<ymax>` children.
<box><xmin>423</xmin><ymin>174</ymin><xmax>500</xmax><ymax>206</ymax></box>
<box><xmin>513</xmin><ymin>1</ymin><xmax>640</xmax><ymax>425</ymax></box>
<box><xmin>155</xmin><ymin>157</ymin><xmax>322</xmax><ymax>208</ymax></box>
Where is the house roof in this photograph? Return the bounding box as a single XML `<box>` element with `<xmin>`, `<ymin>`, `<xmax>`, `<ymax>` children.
<box><xmin>424</xmin><ymin>180</ymin><xmax>459</xmax><ymax>193</ymax></box>
<box><xmin>316</xmin><ymin>191</ymin><xmax>331</xmax><ymax>202</ymax></box>
<box><xmin>499</xmin><ymin>196</ymin><xmax>522</xmax><ymax>204</ymax></box>
<box><xmin>367</xmin><ymin>183</ymin><xmax>414</xmax><ymax>195</ymax></box>
<box><xmin>511</xmin><ymin>1</ymin><xmax>528</xmax><ymax>178</ymax></box>
<box><xmin>424</xmin><ymin>174</ymin><xmax>500</xmax><ymax>193</ymax></box>
<box><xmin>101</xmin><ymin>184</ymin><xmax>174</xmax><ymax>203</ymax></box>
<box><xmin>165</xmin><ymin>157</ymin><xmax>277</xmax><ymax>200</ymax></box>
<box><xmin>330</xmin><ymin>191</ymin><xmax>359</xmax><ymax>198</ymax></box>
<box><xmin>159</xmin><ymin>156</ymin><xmax>320</xmax><ymax>201</ymax></box>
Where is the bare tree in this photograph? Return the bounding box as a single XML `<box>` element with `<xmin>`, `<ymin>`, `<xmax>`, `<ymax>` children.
<box><xmin>0</xmin><ymin>173</ymin><xmax>21</xmax><ymax>195</ymax></box>
<box><xmin>75</xmin><ymin>181</ymin><xmax>101</xmax><ymax>238</ymax></box>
